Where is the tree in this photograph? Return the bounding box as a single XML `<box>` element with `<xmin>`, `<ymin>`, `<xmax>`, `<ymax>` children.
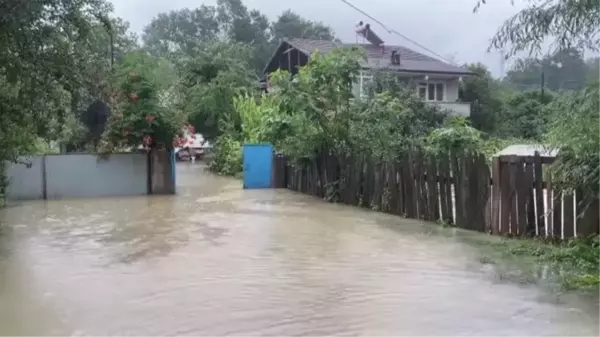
<box><xmin>476</xmin><ymin>0</ymin><xmax>600</xmax><ymax>57</ymax></box>
<box><xmin>72</xmin><ymin>17</ymin><xmax>138</xmax><ymax>145</ymax></box>
<box><xmin>142</xmin><ymin>6</ymin><xmax>220</xmax><ymax>58</ymax></box>
<box><xmin>100</xmin><ymin>52</ymin><xmax>184</xmax><ymax>153</ymax></box>
<box><xmin>141</xmin><ymin>3</ymin><xmax>338</xmax><ymax>75</ymax></box>
<box><xmin>500</xmin><ymin>90</ymin><xmax>553</xmax><ymax>140</ymax></box>
<box><xmin>270</xmin><ymin>10</ymin><xmax>336</xmax><ymax>41</ymax></box>
<box><xmin>459</xmin><ymin>63</ymin><xmax>506</xmax><ymax>133</ymax></box>
<box><xmin>0</xmin><ymin>0</ymin><xmax>117</xmax><ymax>153</ymax></box>
<box><xmin>545</xmin><ymin>81</ymin><xmax>599</xmax><ymax>231</ymax></box>
<box><xmin>0</xmin><ymin>0</ymin><xmax>127</xmax><ymax>198</ymax></box>
<box><xmin>179</xmin><ymin>41</ymin><xmax>256</xmax><ymax>140</ymax></box>
<box><xmin>215</xmin><ymin>0</ymin><xmax>271</xmax><ymax>74</ymax></box>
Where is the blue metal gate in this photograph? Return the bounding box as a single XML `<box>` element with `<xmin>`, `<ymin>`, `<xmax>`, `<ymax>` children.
<box><xmin>242</xmin><ymin>143</ymin><xmax>273</xmax><ymax>189</ymax></box>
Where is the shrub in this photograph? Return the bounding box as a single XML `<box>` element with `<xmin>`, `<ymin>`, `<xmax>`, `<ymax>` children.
<box><xmin>209</xmin><ymin>136</ymin><xmax>242</xmax><ymax>176</ymax></box>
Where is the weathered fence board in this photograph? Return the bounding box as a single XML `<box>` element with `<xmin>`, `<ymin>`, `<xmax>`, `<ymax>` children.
<box><xmin>426</xmin><ymin>155</ymin><xmax>439</xmax><ymax>222</ymax></box>
<box><xmin>533</xmin><ymin>152</ymin><xmax>545</xmax><ymax>235</ymax></box>
<box><xmin>563</xmin><ymin>193</ymin><xmax>575</xmax><ymax>238</ymax></box>
<box><xmin>490</xmin><ymin>158</ymin><xmax>501</xmax><ymax>235</ymax></box>
<box><xmin>272</xmin><ymin>149</ymin><xmax>597</xmax><ymax>240</ymax></box>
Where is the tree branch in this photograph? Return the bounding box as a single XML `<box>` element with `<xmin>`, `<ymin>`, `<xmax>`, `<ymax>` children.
<box><xmin>475</xmin><ymin>0</ymin><xmax>600</xmax><ymax>57</ymax></box>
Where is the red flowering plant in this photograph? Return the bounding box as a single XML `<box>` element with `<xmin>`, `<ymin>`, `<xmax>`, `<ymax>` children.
<box><xmin>172</xmin><ymin>123</ymin><xmax>201</xmax><ymax>148</ymax></box>
<box><xmin>100</xmin><ymin>56</ymin><xmax>184</xmax><ymax>154</ymax></box>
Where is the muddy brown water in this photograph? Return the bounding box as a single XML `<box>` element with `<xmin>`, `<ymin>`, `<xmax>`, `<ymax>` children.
<box><xmin>0</xmin><ymin>163</ymin><xmax>598</xmax><ymax>336</ymax></box>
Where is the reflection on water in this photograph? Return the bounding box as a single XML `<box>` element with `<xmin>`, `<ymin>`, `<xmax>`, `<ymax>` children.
<box><xmin>0</xmin><ymin>163</ymin><xmax>598</xmax><ymax>336</ymax></box>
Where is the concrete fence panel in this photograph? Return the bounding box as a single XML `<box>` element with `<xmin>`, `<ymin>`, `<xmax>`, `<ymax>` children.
<box><xmin>4</xmin><ymin>151</ymin><xmax>178</xmax><ymax>201</ymax></box>
<box><xmin>4</xmin><ymin>157</ymin><xmax>45</xmax><ymax>200</ymax></box>
<box><xmin>45</xmin><ymin>153</ymin><xmax>148</xmax><ymax>199</ymax></box>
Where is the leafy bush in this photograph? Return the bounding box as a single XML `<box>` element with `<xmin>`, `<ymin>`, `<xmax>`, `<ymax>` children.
<box><xmin>100</xmin><ymin>53</ymin><xmax>185</xmax><ymax>153</ymax></box>
<box><xmin>496</xmin><ymin>235</ymin><xmax>599</xmax><ymax>289</ymax></box>
<box><xmin>349</xmin><ymin>91</ymin><xmax>446</xmax><ymax>162</ymax></box>
<box><xmin>180</xmin><ymin>42</ymin><xmax>256</xmax><ymax>140</ymax></box>
<box><xmin>498</xmin><ymin>91</ymin><xmax>554</xmax><ymax>140</ymax></box>
<box><xmin>426</xmin><ymin>117</ymin><xmax>482</xmax><ymax>155</ymax></box>
<box><xmin>545</xmin><ymin>81</ymin><xmax>599</xmax><ymax>207</ymax></box>
<box><xmin>209</xmin><ymin>136</ymin><xmax>242</xmax><ymax>176</ymax></box>
<box><xmin>212</xmin><ymin>47</ymin><xmax>450</xmax><ymax>173</ymax></box>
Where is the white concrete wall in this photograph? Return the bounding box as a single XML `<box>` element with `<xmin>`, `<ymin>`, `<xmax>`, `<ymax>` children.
<box><xmin>5</xmin><ymin>153</ymin><xmax>149</xmax><ymax>201</ymax></box>
<box><xmin>4</xmin><ymin>157</ymin><xmax>45</xmax><ymax>200</ymax></box>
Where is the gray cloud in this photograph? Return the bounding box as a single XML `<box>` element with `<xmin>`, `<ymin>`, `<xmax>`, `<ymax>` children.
<box><xmin>110</xmin><ymin>0</ymin><xmax>526</xmax><ymax>76</ymax></box>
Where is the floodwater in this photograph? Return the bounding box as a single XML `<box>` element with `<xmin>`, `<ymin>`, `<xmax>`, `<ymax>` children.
<box><xmin>0</xmin><ymin>164</ymin><xmax>598</xmax><ymax>336</ymax></box>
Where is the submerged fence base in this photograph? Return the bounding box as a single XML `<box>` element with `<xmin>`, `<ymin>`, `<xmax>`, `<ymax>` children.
<box><xmin>272</xmin><ymin>151</ymin><xmax>598</xmax><ymax>239</ymax></box>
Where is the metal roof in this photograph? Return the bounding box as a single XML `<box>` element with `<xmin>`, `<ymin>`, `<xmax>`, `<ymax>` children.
<box><xmin>495</xmin><ymin>144</ymin><xmax>558</xmax><ymax>158</ymax></box>
<box><xmin>284</xmin><ymin>38</ymin><xmax>473</xmax><ymax>76</ymax></box>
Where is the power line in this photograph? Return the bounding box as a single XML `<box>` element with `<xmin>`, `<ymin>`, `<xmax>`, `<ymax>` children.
<box><xmin>339</xmin><ymin>0</ymin><xmax>456</xmax><ymax>64</ymax></box>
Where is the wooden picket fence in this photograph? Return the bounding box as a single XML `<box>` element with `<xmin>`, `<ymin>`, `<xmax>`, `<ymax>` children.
<box><xmin>490</xmin><ymin>154</ymin><xmax>596</xmax><ymax>238</ymax></box>
<box><xmin>272</xmin><ymin>151</ymin><xmax>598</xmax><ymax>239</ymax></box>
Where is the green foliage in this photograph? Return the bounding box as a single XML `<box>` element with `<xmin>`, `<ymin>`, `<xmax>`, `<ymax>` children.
<box><xmin>476</xmin><ymin>0</ymin><xmax>599</xmax><ymax>58</ymax></box>
<box><xmin>499</xmin><ymin>90</ymin><xmax>554</xmax><ymax>140</ymax></box>
<box><xmin>460</xmin><ymin>63</ymin><xmax>506</xmax><ymax>133</ymax></box>
<box><xmin>141</xmin><ymin>1</ymin><xmax>335</xmax><ymax>75</ymax></box>
<box><xmin>142</xmin><ymin>6</ymin><xmax>220</xmax><ymax>57</ymax></box>
<box><xmin>545</xmin><ymin>81</ymin><xmax>599</xmax><ymax>205</ymax></box>
<box><xmin>265</xmin><ymin>48</ymin><xmax>365</xmax><ymax>161</ymax></box>
<box><xmin>493</xmin><ymin>235</ymin><xmax>599</xmax><ymax>290</ymax></box>
<box><xmin>179</xmin><ymin>41</ymin><xmax>256</xmax><ymax>140</ymax></box>
<box><xmin>271</xmin><ymin>10</ymin><xmax>336</xmax><ymax>41</ymax></box>
<box><xmin>209</xmin><ymin>136</ymin><xmax>243</xmax><ymax>176</ymax></box>
<box><xmin>351</xmin><ymin>91</ymin><xmax>446</xmax><ymax>161</ymax></box>
<box><xmin>211</xmin><ymin>47</ymin><xmax>450</xmax><ymax>175</ymax></box>
<box><xmin>100</xmin><ymin>52</ymin><xmax>184</xmax><ymax>153</ymax></box>
<box><xmin>0</xmin><ymin>0</ymin><xmax>136</xmax><ymax>194</ymax></box>
<box><xmin>426</xmin><ymin>117</ymin><xmax>482</xmax><ymax>155</ymax></box>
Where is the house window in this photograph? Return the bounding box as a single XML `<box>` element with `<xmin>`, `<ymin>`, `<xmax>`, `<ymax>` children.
<box><xmin>359</xmin><ymin>70</ymin><xmax>373</xmax><ymax>100</ymax></box>
<box><xmin>417</xmin><ymin>82</ymin><xmax>445</xmax><ymax>101</ymax></box>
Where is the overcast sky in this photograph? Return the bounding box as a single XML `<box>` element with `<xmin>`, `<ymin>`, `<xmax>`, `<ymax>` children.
<box><xmin>109</xmin><ymin>0</ymin><xmax>528</xmax><ymax>77</ymax></box>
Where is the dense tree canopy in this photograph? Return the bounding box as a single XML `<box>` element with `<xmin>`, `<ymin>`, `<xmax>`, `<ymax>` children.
<box><xmin>141</xmin><ymin>0</ymin><xmax>336</xmax><ymax>75</ymax></box>
<box><xmin>1</xmin><ymin>0</ymin><xmax>117</xmax><ymax>157</ymax></box>
<box><xmin>270</xmin><ymin>10</ymin><xmax>336</xmax><ymax>42</ymax></box>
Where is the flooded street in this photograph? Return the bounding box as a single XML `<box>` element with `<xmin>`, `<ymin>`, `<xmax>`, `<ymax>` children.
<box><xmin>0</xmin><ymin>163</ymin><xmax>598</xmax><ymax>336</ymax></box>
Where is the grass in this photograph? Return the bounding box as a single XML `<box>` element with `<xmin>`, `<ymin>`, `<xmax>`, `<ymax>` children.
<box><xmin>487</xmin><ymin>235</ymin><xmax>599</xmax><ymax>290</ymax></box>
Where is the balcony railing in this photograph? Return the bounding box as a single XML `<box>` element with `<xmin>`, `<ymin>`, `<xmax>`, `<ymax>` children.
<box><xmin>427</xmin><ymin>101</ymin><xmax>471</xmax><ymax>117</ymax></box>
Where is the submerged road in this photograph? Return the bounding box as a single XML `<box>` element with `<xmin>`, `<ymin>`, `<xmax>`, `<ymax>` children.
<box><xmin>0</xmin><ymin>163</ymin><xmax>598</xmax><ymax>336</ymax></box>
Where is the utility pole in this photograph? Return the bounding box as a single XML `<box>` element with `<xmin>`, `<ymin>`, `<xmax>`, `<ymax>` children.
<box><xmin>540</xmin><ymin>70</ymin><xmax>545</xmax><ymax>103</ymax></box>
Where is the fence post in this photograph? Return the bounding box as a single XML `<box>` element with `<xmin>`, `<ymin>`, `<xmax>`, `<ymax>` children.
<box><xmin>490</xmin><ymin>157</ymin><xmax>501</xmax><ymax>235</ymax></box>
<box><xmin>147</xmin><ymin>149</ymin><xmax>153</xmax><ymax>195</ymax></box>
<box><xmin>42</xmin><ymin>154</ymin><xmax>47</xmax><ymax>200</ymax></box>
<box><xmin>533</xmin><ymin>152</ymin><xmax>545</xmax><ymax>236</ymax></box>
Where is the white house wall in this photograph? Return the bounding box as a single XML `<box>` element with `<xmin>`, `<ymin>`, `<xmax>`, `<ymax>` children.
<box><xmin>444</xmin><ymin>79</ymin><xmax>460</xmax><ymax>101</ymax></box>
